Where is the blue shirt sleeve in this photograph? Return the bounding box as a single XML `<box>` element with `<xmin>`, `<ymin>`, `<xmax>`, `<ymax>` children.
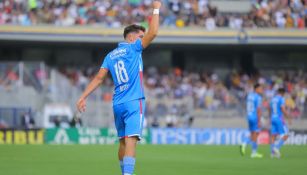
<box><xmin>101</xmin><ymin>55</ymin><xmax>109</xmax><ymax>70</ymax></box>
<box><xmin>131</xmin><ymin>39</ymin><xmax>143</xmax><ymax>52</ymax></box>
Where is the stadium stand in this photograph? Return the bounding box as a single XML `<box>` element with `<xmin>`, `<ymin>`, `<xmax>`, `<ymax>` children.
<box><xmin>0</xmin><ymin>1</ymin><xmax>307</xmax><ymax>130</ymax></box>
<box><xmin>1</xmin><ymin>62</ymin><xmax>307</xmax><ymax>128</ymax></box>
<box><xmin>0</xmin><ymin>0</ymin><xmax>306</xmax><ymax>29</ymax></box>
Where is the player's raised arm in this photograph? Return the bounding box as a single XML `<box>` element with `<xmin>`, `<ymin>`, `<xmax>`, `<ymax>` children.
<box><xmin>76</xmin><ymin>68</ymin><xmax>108</xmax><ymax>112</ymax></box>
<box><xmin>141</xmin><ymin>1</ymin><xmax>161</xmax><ymax>49</ymax></box>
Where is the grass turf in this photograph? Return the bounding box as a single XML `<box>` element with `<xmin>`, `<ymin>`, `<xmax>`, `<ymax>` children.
<box><xmin>0</xmin><ymin>145</ymin><xmax>306</xmax><ymax>175</ymax></box>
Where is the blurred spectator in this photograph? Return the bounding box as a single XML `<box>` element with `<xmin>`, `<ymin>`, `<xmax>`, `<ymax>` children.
<box><xmin>21</xmin><ymin>112</ymin><xmax>35</xmax><ymax>129</ymax></box>
<box><xmin>0</xmin><ymin>0</ymin><xmax>306</xmax><ymax>29</ymax></box>
<box><xmin>0</xmin><ymin>119</ymin><xmax>8</xmax><ymax>129</ymax></box>
<box><xmin>151</xmin><ymin>117</ymin><xmax>160</xmax><ymax>128</ymax></box>
<box><xmin>53</xmin><ymin>116</ymin><xmax>61</xmax><ymax>128</ymax></box>
<box><xmin>70</xmin><ymin>114</ymin><xmax>82</xmax><ymax>128</ymax></box>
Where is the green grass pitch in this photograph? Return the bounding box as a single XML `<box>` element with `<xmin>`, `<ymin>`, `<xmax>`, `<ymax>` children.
<box><xmin>0</xmin><ymin>145</ymin><xmax>306</xmax><ymax>175</ymax></box>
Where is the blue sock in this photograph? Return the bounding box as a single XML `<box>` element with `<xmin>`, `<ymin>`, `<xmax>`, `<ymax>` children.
<box><xmin>251</xmin><ymin>141</ymin><xmax>258</xmax><ymax>153</ymax></box>
<box><xmin>120</xmin><ymin>160</ymin><xmax>124</xmax><ymax>174</ymax></box>
<box><xmin>277</xmin><ymin>139</ymin><xmax>285</xmax><ymax>149</ymax></box>
<box><xmin>123</xmin><ymin>156</ymin><xmax>135</xmax><ymax>175</ymax></box>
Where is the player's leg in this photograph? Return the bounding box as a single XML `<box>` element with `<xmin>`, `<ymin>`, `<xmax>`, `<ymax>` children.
<box><xmin>276</xmin><ymin>124</ymin><xmax>289</xmax><ymax>151</ymax></box>
<box><xmin>271</xmin><ymin>119</ymin><xmax>281</xmax><ymax>158</ymax></box>
<box><xmin>251</xmin><ymin>131</ymin><xmax>259</xmax><ymax>152</ymax></box>
<box><xmin>122</xmin><ymin>99</ymin><xmax>145</xmax><ymax>175</ymax></box>
<box><xmin>119</xmin><ymin>138</ymin><xmax>126</xmax><ymax>174</ymax></box>
<box><xmin>270</xmin><ymin>134</ymin><xmax>278</xmax><ymax>157</ymax></box>
<box><xmin>249</xmin><ymin>118</ymin><xmax>262</xmax><ymax>158</ymax></box>
<box><xmin>123</xmin><ymin>136</ymin><xmax>138</xmax><ymax>175</ymax></box>
<box><xmin>250</xmin><ymin>131</ymin><xmax>263</xmax><ymax>158</ymax></box>
<box><xmin>240</xmin><ymin>117</ymin><xmax>254</xmax><ymax>155</ymax></box>
<box><xmin>113</xmin><ymin>103</ymin><xmax>126</xmax><ymax>174</ymax></box>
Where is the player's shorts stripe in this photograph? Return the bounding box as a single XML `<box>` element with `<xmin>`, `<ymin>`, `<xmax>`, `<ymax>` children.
<box><xmin>139</xmin><ymin>71</ymin><xmax>143</xmax><ymax>90</ymax></box>
<box><xmin>139</xmin><ymin>99</ymin><xmax>143</xmax><ymax>129</ymax></box>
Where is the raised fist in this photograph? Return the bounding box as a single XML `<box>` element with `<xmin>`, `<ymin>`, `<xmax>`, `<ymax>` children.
<box><xmin>153</xmin><ymin>1</ymin><xmax>162</xmax><ymax>9</ymax></box>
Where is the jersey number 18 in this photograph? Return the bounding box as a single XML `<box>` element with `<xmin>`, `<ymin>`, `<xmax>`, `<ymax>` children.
<box><xmin>114</xmin><ymin>60</ymin><xmax>129</xmax><ymax>84</ymax></box>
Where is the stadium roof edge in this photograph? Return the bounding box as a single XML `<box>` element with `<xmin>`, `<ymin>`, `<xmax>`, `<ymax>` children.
<box><xmin>0</xmin><ymin>25</ymin><xmax>307</xmax><ymax>45</ymax></box>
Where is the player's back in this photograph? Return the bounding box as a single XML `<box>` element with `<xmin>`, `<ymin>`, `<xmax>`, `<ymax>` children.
<box><xmin>246</xmin><ymin>92</ymin><xmax>261</xmax><ymax>118</ymax></box>
<box><xmin>102</xmin><ymin>39</ymin><xmax>144</xmax><ymax>105</ymax></box>
<box><xmin>270</xmin><ymin>95</ymin><xmax>284</xmax><ymax>120</ymax></box>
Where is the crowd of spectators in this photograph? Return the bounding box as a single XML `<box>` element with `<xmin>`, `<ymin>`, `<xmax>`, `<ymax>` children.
<box><xmin>2</xmin><ymin>62</ymin><xmax>307</xmax><ymax>119</ymax></box>
<box><xmin>57</xmin><ymin>65</ymin><xmax>307</xmax><ymax>128</ymax></box>
<box><xmin>1</xmin><ymin>62</ymin><xmax>307</xmax><ymax>128</ymax></box>
<box><xmin>0</xmin><ymin>0</ymin><xmax>306</xmax><ymax>29</ymax></box>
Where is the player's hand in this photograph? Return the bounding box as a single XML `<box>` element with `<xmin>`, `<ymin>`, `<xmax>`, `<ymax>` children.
<box><xmin>153</xmin><ymin>0</ymin><xmax>162</xmax><ymax>9</ymax></box>
<box><xmin>77</xmin><ymin>98</ymin><xmax>86</xmax><ymax>113</ymax></box>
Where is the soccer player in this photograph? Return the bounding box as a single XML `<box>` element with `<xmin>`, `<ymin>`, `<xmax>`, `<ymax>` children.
<box><xmin>240</xmin><ymin>83</ymin><xmax>264</xmax><ymax>158</ymax></box>
<box><xmin>269</xmin><ymin>88</ymin><xmax>291</xmax><ymax>158</ymax></box>
<box><xmin>76</xmin><ymin>1</ymin><xmax>161</xmax><ymax>174</ymax></box>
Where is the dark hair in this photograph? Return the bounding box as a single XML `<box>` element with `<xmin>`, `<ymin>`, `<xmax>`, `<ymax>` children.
<box><xmin>123</xmin><ymin>24</ymin><xmax>146</xmax><ymax>39</ymax></box>
<box><xmin>278</xmin><ymin>88</ymin><xmax>286</xmax><ymax>94</ymax></box>
<box><xmin>254</xmin><ymin>83</ymin><xmax>261</xmax><ymax>90</ymax></box>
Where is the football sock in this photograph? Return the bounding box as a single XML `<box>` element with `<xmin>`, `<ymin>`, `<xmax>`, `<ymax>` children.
<box><xmin>270</xmin><ymin>143</ymin><xmax>275</xmax><ymax>154</ymax></box>
<box><xmin>123</xmin><ymin>156</ymin><xmax>135</xmax><ymax>175</ymax></box>
<box><xmin>120</xmin><ymin>160</ymin><xmax>124</xmax><ymax>174</ymax></box>
<box><xmin>251</xmin><ymin>141</ymin><xmax>258</xmax><ymax>153</ymax></box>
<box><xmin>277</xmin><ymin>139</ymin><xmax>285</xmax><ymax>149</ymax></box>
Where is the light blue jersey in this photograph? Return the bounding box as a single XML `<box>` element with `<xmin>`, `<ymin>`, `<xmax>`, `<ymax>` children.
<box><xmin>101</xmin><ymin>39</ymin><xmax>145</xmax><ymax>105</ymax></box>
<box><xmin>101</xmin><ymin>39</ymin><xmax>145</xmax><ymax>140</ymax></box>
<box><xmin>246</xmin><ymin>92</ymin><xmax>262</xmax><ymax>118</ymax></box>
<box><xmin>270</xmin><ymin>95</ymin><xmax>285</xmax><ymax>120</ymax></box>
<box><xmin>270</xmin><ymin>95</ymin><xmax>288</xmax><ymax>135</ymax></box>
<box><xmin>246</xmin><ymin>92</ymin><xmax>262</xmax><ymax>132</ymax></box>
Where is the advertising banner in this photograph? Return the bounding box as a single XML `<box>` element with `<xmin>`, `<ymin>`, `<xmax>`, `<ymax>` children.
<box><xmin>1</xmin><ymin>128</ymin><xmax>306</xmax><ymax>145</ymax></box>
<box><xmin>151</xmin><ymin>128</ymin><xmax>272</xmax><ymax>145</ymax></box>
<box><xmin>0</xmin><ymin>129</ymin><xmax>44</xmax><ymax>144</ymax></box>
<box><xmin>45</xmin><ymin>128</ymin><xmax>150</xmax><ymax>145</ymax></box>
<box><xmin>286</xmin><ymin>130</ymin><xmax>307</xmax><ymax>145</ymax></box>
<box><xmin>151</xmin><ymin>128</ymin><xmax>249</xmax><ymax>145</ymax></box>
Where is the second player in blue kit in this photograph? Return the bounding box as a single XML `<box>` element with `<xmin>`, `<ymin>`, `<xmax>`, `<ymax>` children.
<box><xmin>269</xmin><ymin>88</ymin><xmax>291</xmax><ymax>158</ymax></box>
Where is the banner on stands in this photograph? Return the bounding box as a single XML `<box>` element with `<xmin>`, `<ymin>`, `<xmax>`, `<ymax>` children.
<box><xmin>151</xmin><ymin>128</ymin><xmax>273</xmax><ymax>145</ymax></box>
<box><xmin>1</xmin><ymin>128</ymin><xmax>306</xmax><ymax>145</ymax></box>
<box><xmin>286</xmin><ymin>130</ymin><xmax>307</xmax><ymax>145</ymax></box>
<box><xmin>45</xmin><ymin>128</ymin><xmax>150</xmax><ymax>145</ymax></box>
<box><xmin>151</xmin><ymin>128</ymin><xmax>249</xmax><ymax>145</ymax></box>
<box><xmin>0</xmin><ymin>129</ymin><xmax>44</xmax><ymax>144</ymax></box>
